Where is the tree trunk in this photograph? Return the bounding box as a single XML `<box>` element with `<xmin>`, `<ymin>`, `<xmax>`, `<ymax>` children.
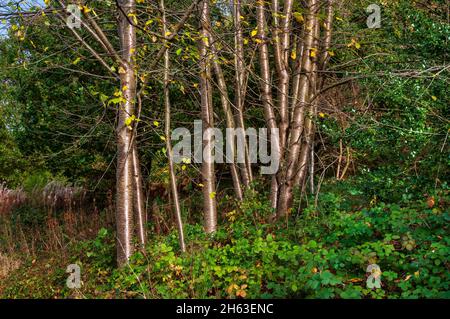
<box><xmin>161</xmin><ymin>0</ymin><xmax>186</xmax><ymax>252</ymax></box>
<box><xmin>233</xmin><ymin>0</ymin><xmax>252</xmax><ymax>187</ymax></box>
<box><xmin>256</xmin><ymin>0</ymin><xmax>279</xmax><ymax>210</ymax></box>
<box><xmin>271</xmin><ymin>0</ymin><xmax>293</xmax><ymax>157</ymax></box>
<box><xmin>132</xmin><ymin>143</ymin><xmax>146</xmax><ymax>247</ymax></box>
<box><xmin>199</xmin><ymin>0</ymin><xmax>217</xmax><ymax>233</ymax></box>
<box><xmin>295</xmin><ymin>0</ymin><xmax>334</xmax><ymax>189</ymax></box>
<box><xmin>276</xmin><ymin>0</ymin><xmax>318</xmax><ymax>218</ymax></box>
<box><xmin>116</xmin><ymin>0</ymin><xmax>138</xmax><ymax>266</ymax></box>
<box><xmin>209</xmin><ymin>36</ymin><xmax>244</xmax><ymax>201</ymax></box>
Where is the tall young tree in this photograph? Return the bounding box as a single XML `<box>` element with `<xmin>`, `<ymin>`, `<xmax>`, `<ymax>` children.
<box><xmin>52</xmin><ymin>0</ymin><xmax>147</xmax><ymax>265</ymax></box>
<box><xmin>232</xmin><ymin>0</ymin><xmax>252</xmax><ymax>187</ymax></box>
<box><xmin>161</xmin><ymin>0</ymin><xmax>186</xmax><ymax>252</ymax></box>
<box><xmin>276</xmin><ymin>0</ymin><xmax>320</xmax><ymax>217</ymax></box>
<box><xmin>116</xmin><ymin>0</ymin><xmax>140</xmax><ymax>265</ymax></box>
<box><xmin>198</xmin><ymin>0</ymin><xmax>217</xmax><ymax>233</ymax></box>
<box><xmin>209</xmin><ymin>36</ymin><xmax>244</xmax><ymax>201</ymax></box>
<box><xmin>256</xmin><ymin>0</ymin><xmax>279</xmax><ymax>209</ymax></box>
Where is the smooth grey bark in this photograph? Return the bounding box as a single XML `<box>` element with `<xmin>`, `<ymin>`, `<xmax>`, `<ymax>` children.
<box><xmin>256</xmin><ymin>0</ymin><xmax>279</xmax><ymax>209</ymax></box>
<box><xmin>232</xmin><ymin>0</ymin><xmax>252</xmax><ymax>187</ymax></box>
<box><xmin>132</xmin><ymin>144</ymin><xmax>146</xmax><ymax>247</ymax></box>
<box><xmin>276</xmin><ymin>0</ymin><xmax>319</xmax><ymax>218</ymax></box>
<box><xmin>295</xmin><ymin>0</ymin><xmax>334</xmax><ymax>189</ymax></box>
<box><xmin>116</xmin><ymin>0</ymin><xmax>137</xmax><ymax>266</ymax></box>
<box><xmin>199</xmin><ymin>0</ymin><xmax>217</xmax><ymax>233</ymax></box>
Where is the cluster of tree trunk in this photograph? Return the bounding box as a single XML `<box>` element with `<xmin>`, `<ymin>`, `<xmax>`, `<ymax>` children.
<box><xmin>197</xmin><ymin>0</ymin><xmax>335</xmax><ymax>226</ymax></box>
<box><xmin>47</xmin><ymin>0</ymin><xmax>335</xmax><ymax>266</ymax></box>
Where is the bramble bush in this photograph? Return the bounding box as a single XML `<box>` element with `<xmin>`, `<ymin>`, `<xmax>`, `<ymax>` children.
<box><xmin>28</xmin><ymin>181</ymin><xmax>444</xmax><ymax>300</ymax></box>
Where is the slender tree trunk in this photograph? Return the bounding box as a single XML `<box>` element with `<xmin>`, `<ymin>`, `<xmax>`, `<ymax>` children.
<box><xmin>199</xmin><ymin>0</ymin><xmax>217</xmax><ymax>233</ymax></box>
<box><xmin>295</xmin><ymin>0</ymin><xmax>334</xmax><ymax>188</ymax></box>
<box><xmin>256</xmin><ymin>0</ymin><xmax>279</xmax><ymax>209</ymax></box>
<box><xmin>209</xmin><ymin>37</ymin><xmax>244</xmax><ymax>200</ymax></box>
<box><xmin>232</xmin><ymin>0</ymin><xmax>252</xmax><ymax>187</ymax></box>
<box><xmin>132</xmin><ymin>144</ymin><xmax>146</xmax><ymax>247</ymax></box>
<box><xmin>116</xmin><ymin>0</ymin><xmax>137</xmax><ymax>266</ymax></box>
<box><xmin>271</xmin><ymin>0</ymin><xmax>293</xmax><ymax>157</ymax></box>
<box><xmin>161</xmin><ymin>0</ymin><xmax>186</xmax><ymax>252</ymax></box>
<box><xmin>271</xmin><ymin>0</ymin><xmax>293</xmax><ymax>214</ymax></box>
<box><xmin>294</xmin><ymin>18</ymin><xmax>320</xmax><ymax>188</ymax></box>
<box><xmin>276</xmin><ymin>0</ymin><xmax>318</xmax><ymax>218</ymax></box>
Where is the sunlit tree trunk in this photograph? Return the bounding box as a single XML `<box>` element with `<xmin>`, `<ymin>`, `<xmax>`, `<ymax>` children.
<box><xmin>132</xmin><ymin>144</ymin><xmax>146</xmax><ymax>247</ymax></box>
<box><xmin>199</xmin><ymin>0</ymin><xmax>217</xmax><ymax>233</ymax></box>
<box><xmin>272</xmin><ymin>0</ymin><xmax>294</xmax><ymax>215</ymax></box>
<box><xmin>116</xmin><ymin>0</ymin><xmax>138</xmax><ymax>266</ymax></box>
<box><xmin>161</xmin><ymin>0</ymin><xmax>186</xmax><ymax>252</ymax></box>
<box><xmin>232</xmin><ymin>0</ymin><xmax>252</xmax><ymax>187</ymax></box>
<box><xmin>295</xmin><ymin>0</ymin><xmax>334</xmax><ymax>192</ymax></box>
<box><xmin>256</xmin><ymin>0</ymin><xmax>279</xmax><ymax>209</ymax></box>
<box><xmin>276</xmin><ymin>0</ymin><xmax>318</xmax><ymax>218</ymax></box>
<box><xmin>271</xmin><ymin>0</ymin><xmax>293</xmax><ymax>157</ymax></box>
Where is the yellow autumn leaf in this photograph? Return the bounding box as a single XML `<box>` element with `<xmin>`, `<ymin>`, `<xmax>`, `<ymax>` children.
<box><xmin>118</xmin><ymin>66</ymin><xmax>126</xmax><ymax>74</ymax></box>
<box><xmin>348</xmin><ymin>38</ymin><xmax>361</xmax><ymax>49</ymax></box>
<box><xmin>293</xmin><ymin>12</ymin><xmax>304</xmax><ymax>23</ymax></box>
<box><xmin>290</xmin><ymin>50</ymin><xmax>297</xmax><ymax>60</ymax></box>
<box><xmin>81</xmin><ymin>5</ymin><xmax>91</xmax><ymax>14</ymax></box>
<box><xmin>250</xmin><ymin>29</ymin><xmax>257</xmax><ymax>37</ymax></box>
<box><xmin>127</xmin><ymin>13</ymin><xmax>138</xmax><ymax>25</ymax></box>
<box><xmin>431</xmin><ymin>96</ymin><xmax>437</xmax><ymax>101</ymax></box>
<box><xmin>153</xmin><ymin>121</ymin><xmax>159</xmax><ymax>127</ymax></box>
<box><xmin>124</xmin><ymin>115</ymin><xmax>136</xmax><ymax>127</ymax></box>
<box><xmin>72</xmin><ymin>57</ymin><xmax>81</xmax><ymax>65</ymax></box>
<box><xmin>209</xmin><ymin>192</ymin><xmax>216</xmax><ymax>199</ymax></box>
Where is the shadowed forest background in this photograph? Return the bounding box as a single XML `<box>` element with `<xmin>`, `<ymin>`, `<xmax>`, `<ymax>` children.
<box><xmin>0</xmin><ymin>0</ymin><xmax>449</xmax><ymax>299</ymax></box>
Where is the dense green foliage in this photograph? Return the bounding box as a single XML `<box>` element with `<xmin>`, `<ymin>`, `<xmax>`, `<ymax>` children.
<box><xmin>0</xmin><ymin>0</ymin><xmax>448</xmax><ymax>299</ymax></box>
<box><xmin>1</xmin><ymin>180</ymin><xmax>448</xmax><ymax>299</ymax></box>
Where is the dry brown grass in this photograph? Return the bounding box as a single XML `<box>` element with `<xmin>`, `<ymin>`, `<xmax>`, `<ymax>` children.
<box><xmin>0</xmin><ymin>252</ymin><xmax>21</xmax><ymax>279</ymax></box>
<box><xmin>0</xmin><ymin>183</ymin><xmax>26</xmax><ymax>216</ymax></box>
<box><xmin>0</xmin><ymin>181</ymin><xmax>114</xmax><ymax>261</ymax></box>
